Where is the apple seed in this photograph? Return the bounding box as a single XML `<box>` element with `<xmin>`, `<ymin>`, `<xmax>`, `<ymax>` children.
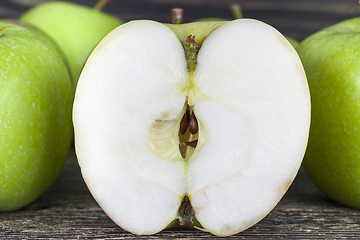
<box><xmin>189</xmin><ymin>111</ymin><xmax>198</xmax><ymax>134</ymax></box>
<box><xmin>180</xmin><ymin>109</ymin><xmax>190</xmax><ymax>134</ymax></box>
<box><xmin>183</xmin><ymin>140</ymin><xmax>198</xmax><ymax>148</ymax></box>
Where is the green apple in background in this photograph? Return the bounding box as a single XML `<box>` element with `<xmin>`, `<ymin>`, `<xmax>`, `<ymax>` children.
<box><xmin>0</xmin><ymin>20</ymin><xmax>74</xmax><ymax>211</ymax></box>
<box><xmin>297</xmin><ymin>16</ymin><xmax>360</xmax><ymax>208</ymax></box>
<box><xmin>20</xmin><ymin>0</ymin><xmax>123</xmax><ymax>87</ymax></box>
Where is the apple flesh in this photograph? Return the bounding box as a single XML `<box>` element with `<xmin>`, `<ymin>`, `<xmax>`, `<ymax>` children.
<box><xmin>297</xmin><ymin>17</ymin><xmax>360</xmax><ymax>208</ymax></box>
<box><xmin>20</xmin><ymin>1</ymin><xmax>123</xmax><ymax>87</ymax></box>
<box><xmin>0</xmin><ymin>21</ymin><xmax>74</xmax><ymax>211</ymax></box>
<box><xmin>73</xmin><ymin>19</ymin><xmax>310</xmax><ymax>236</ymax></box>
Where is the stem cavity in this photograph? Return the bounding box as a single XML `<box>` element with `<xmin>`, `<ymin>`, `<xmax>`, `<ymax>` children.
<box><xmin>185</xmin><ymin>35</ymin><xmax>199</xmax><ymax>73</ymax></box>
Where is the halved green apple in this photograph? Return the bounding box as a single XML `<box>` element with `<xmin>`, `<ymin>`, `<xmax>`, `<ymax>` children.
<box><xmin>73</xmin><ymin>19</ymin><xmax>310</xmax><ymax>236</ymax></box>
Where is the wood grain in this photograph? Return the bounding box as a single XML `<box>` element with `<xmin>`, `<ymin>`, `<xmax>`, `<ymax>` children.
<box><xmin>1</xmin><ymin>0</ymin><xmax>360</xmax><ymax>239</ymax></box>
<box><xmin>1</xmin><ymin>148</ymin><xmax>360</xmax><ymax>239</ymax></box>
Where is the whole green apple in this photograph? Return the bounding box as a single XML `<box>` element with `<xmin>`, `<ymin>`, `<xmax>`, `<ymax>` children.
<box><xmin>0</xmin><ymin>21</ymin><xmax>74</xmax><ymax>211</ymax></box>
<box><xmin>20</xmin><ymin>1</ymin><xmax>123</xmax><ymax>87</ymax></box>
<box><xmin>297</xmin><ymin>17</ymin><xmax>360</xmax><ymax>208</ymax></box>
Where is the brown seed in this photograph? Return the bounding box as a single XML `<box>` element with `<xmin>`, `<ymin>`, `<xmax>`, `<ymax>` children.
<box><xmin>183</xmin><ymin>140</ymin><xmax>198</xmax><ymax>148</ymax></box>
<box><xmin>179</xmin><ymin>111</ymin><xmax>189</xmax><ymax>135</ymax></box>
<box><xmin>189</xmin><ymin>111</ymin><xmax>198</xmax><ymax>134</ymax></box>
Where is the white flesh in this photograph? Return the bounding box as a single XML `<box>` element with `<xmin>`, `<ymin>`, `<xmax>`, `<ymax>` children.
<box><xmin>73</xmin><ymin>19</ymin><xmax>310</xmax><ymax>236</ymax></box>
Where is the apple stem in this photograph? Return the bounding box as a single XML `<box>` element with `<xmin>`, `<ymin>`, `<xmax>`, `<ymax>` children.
<box><xmin>94</xmin><ymin>0</ymin><xmax>109</xmax><ymax>11</ymax></box>
<box><xmin>185</xmin><ymin>35</ymin><xmax>199</xmax><ymax>72</ymax></box>
<box><xmin>171</xmin><ymin>8</ymin><xmax>183</xmax><ymax>24</ymax></box>
<box><xmin>231</xmin><ymin>3</ymin><xmax>243</xmax><ymax>19</ymax></box>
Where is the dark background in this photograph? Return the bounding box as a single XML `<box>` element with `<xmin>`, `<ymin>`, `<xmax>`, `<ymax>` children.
<box><xmin>1</xmin><ymin>0</ymin><xmax>360</xmax><ymax>239</ymax></box>
<box><xmin>1</xmin><ymin>0</ymin><xmax>360</xmax><ymax>42</ymax></box>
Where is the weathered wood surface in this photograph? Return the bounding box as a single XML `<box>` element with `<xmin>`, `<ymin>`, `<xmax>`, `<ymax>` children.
<box><xmin>2</xmin><ymin>148</ymin><xmax>360</xmax><ymax>239</ymax></box>
<box><xmin>2</xmin><ymin>0</ymin><xmax>360</xmax><ymax>239</ymax></box>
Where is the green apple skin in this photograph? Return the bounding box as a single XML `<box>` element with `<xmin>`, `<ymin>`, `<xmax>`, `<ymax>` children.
<box><xmin>20</xmin><ymin>1</ymin><xmax>123</xmax><ymax>87</ymax></box>
<box><xmin>0</xmin><ymin>21</ymin><xmax>74</xmax><ymax>211</ymax></box>
<box><xmin>297</xmin><ymin>17</ymin><xmax>360</xmax><ymax>208</ymax></box>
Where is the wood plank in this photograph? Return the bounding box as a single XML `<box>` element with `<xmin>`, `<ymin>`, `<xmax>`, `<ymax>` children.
<box><xmin>2</xmin><ymin>0</ymin><xmax>360</xmax><ymax>238</ymax></box>
<box><xmin>1</xmin><ymin>148</ymin><xmax>360</xmax><ymax>239</ymax></box>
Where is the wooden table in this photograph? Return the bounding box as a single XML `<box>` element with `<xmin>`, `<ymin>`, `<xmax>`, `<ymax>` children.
<box><xmin>2</xmin><ymin>148</ymin><xmax>360</xmax><ymax>239</ymax></box>
<box><xmin>1</xmin><ymin>0</ymin><xmax>360</xmax><ymax>239</ymax></box>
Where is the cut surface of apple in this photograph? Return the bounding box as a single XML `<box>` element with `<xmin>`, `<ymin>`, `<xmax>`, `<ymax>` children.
<box><xmin>73</xmin><ymin>19</ymin><xmax>310</xmax><ymax>236</ymax></box>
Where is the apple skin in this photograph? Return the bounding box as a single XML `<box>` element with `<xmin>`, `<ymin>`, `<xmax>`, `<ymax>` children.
<box><xmin>297</xmin><ymin>17</ymin><xmax>360</xmax><ymax>208</ymax></box>
<box><xmin>20</xmin><ymin>1</ymin><xmax>123</xmax><ymax>87</ymax></box>
<box><xmin>0</xmin><ymin>21</ymin><xmax>74</xmax><ymax>211</ymax></box>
